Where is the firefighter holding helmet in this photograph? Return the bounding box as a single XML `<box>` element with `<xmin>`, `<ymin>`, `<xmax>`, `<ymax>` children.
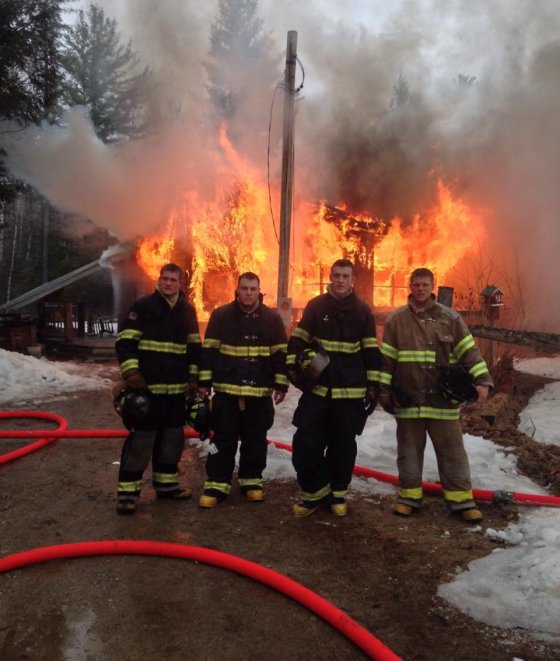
<box><xmin>287</xmin><ymin>258</ymin><xmax>381</xmax><ymax>517</ymax></box>
<box><xmin>378</xmin><ymin>267</ymin><xmax>493</xmax><ymax>522</ymax></box>
<box><xmin>114</xmin><ymin>263</ymin><xmax>201</xmax><ymax>515</ymax></box>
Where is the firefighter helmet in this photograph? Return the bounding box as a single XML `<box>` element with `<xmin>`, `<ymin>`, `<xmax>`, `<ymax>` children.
<box><xmin>439</xmin><ymin>367</ymin><xmax>479</xmax><ymax>404</ymax></box>
<box><xmin>185</xmin><ymin>396</ymin><xmax>212</xmax><ymax>440</ymax></box>
<box><xmin>296</xmin><ymin>347</ymin><xmax>330</xmax><ymax>385</ymax></box>
<box><xmin>113</xmin><ymin>389</ymin><xmax>160</xmax><ymax>430</ymax></box>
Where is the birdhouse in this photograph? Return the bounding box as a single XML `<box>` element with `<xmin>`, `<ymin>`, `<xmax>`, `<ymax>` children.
<box><xmin>481</xmin><ymin>285</ymin><xmax>504</xmax><ymax>322</ymax></box>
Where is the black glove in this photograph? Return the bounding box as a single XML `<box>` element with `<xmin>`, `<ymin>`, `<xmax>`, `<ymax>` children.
<box><xmin>363</xmin><ymin>387</ymin><xmax>377</xmax><ymax>416</ymax></box>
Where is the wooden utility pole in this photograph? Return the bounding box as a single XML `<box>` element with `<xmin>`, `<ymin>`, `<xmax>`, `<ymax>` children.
<box><xmin>277</xmin><ymin>30</ymin><xmax>297</xmax><ymax>308</ymax></box>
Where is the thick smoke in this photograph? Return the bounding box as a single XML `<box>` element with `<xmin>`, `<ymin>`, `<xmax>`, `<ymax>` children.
<box><xmin>3</xmin><ymin>0</ymin><xmax>560</xmax><ymax>328</ymax></box>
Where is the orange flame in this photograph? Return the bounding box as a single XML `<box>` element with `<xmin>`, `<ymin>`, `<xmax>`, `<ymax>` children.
<box><xmin>137</xmin><ymin>129</ymin><xmax>486</xmax><ymax>319</ymax></box>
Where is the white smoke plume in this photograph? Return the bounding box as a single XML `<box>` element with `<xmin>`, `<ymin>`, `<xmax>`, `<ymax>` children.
<box><xmin>3</xmin><ymin>0</ymin><xmax>560</xmax><ymax>328</ymax></box>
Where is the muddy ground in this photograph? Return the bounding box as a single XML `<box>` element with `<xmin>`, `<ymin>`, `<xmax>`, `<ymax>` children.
<box><xmin>1</xmin><ymin>363</ymin><xmax>560</xmax><ymax>661</ymax></box>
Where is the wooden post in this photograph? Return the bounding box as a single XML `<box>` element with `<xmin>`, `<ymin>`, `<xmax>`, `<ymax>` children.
<box><xmin>77</xmin><ymin>302</ymin><xmax>86</xmax><ymax>338</ymax></box>
<box><xmin>64</xmin><ymin>301</ymin><xmax>74</xmax><ymax>343</ymax></box>
<box><xmin>277</xmin><ymin>30</ymin><xmax>298</xmax><ymax>305</ymax></box>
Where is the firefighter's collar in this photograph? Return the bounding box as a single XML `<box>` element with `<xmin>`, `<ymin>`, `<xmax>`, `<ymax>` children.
<box><xmin>408</xmin><ymin>293</ymin><xmax>437</xmax><ymax>314</ymax></box>
<box><xmin>156</xmin><ymin>285</ymin><xmax>179</xmax><ymax>308</ymax></box>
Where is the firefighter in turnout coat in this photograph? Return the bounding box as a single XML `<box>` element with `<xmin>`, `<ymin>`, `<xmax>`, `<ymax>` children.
<box><xmin>378</xmin><ymin>267</ymin><xmax>493</xmax><ymax>522</ymax></box>
<box><xmin>114</xmin><ymin>263</ymin><xmax>201</xmax><ymax>514</ymax></box>
<box><xmin>197</xmin><ymin>272</ymin><xmax>288</xmax><ymax>508</ymax></box>
<box><xmin>287</xmin><ymin>259</ymin><xmax>381</xmax><ymax>518</ymax></box>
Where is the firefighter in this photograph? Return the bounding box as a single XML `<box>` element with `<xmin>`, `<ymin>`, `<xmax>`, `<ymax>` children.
<box><xmin>114</xmin><ymin>263</ymin><xmax>201</xmax><ymax>515</ymax></box>
<box><xmin>378</xmin><ymin>267</ymin><xmax>493</xmax><ymax>522</ymax></box>
<box><xmin>197</xmin><ymin>272</ymin><xmax>288</xmax><ymax>508</ymax></box>
<box><xmin>287</xmin><ymin>259</ymin><xmax>381</xmax><ymax>518</ymax></box>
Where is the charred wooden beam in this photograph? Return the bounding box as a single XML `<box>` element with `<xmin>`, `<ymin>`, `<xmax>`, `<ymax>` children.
<box><xmin>470</xmin><ymin>325</ymin><xmax>560</xmax><ymax>353</ymax></box>
<box><xmin>323</xmin><ymin>204</ymin><xmax>389</xmax><ymax>243</ymax></box>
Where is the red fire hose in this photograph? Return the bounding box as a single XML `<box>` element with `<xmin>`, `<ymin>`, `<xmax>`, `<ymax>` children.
<box><xmin>0</xmin><ymin>540</ymin><xmax>402</xmax><ymax>661</ymax></box>
<box><xmin>269</xmin><ymin>440</ymin><xmax>560</xmax><ymax>508</ymax></box>
<box><xmin>0</xmin><ymin>411</ymin><xmax>68</xmax><ymax>465</ymax></box>
<box><xmin>1</xmin><ymin>412</ymin><xmax>560</xmax><ymax>508</ymax></box>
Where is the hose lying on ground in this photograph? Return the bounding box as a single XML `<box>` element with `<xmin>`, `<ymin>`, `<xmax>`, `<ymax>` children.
<box><xmin>0</xmin><ymin>540</ymin><xmax>402</xmax><ymax>661</ymax></box>
<box><xmin>1</xmin><ymin>412</ymin><xmax>560</xmax><ymax>507</ymax></box>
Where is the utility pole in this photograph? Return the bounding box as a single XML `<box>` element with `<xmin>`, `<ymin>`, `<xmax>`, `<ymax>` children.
<box><xmin>276</xmin><ymin>30</ymin><xmax>297</xmax><ymax>323</ymax></box>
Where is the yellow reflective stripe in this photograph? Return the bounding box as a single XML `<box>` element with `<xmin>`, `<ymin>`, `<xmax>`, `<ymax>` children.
<box><xmin>312</xmin><ymin>385</ymin><xmax>328</xmax><ymax>397</ymax></box>
<box><xmin>152</xmin><ymin>472</ymin><xmax>178</xmax><ymax>484</ymax></box>
<box><xmin>238</xmin><ymin>478</ymin><xmax>263</xmax><ymax>488</ymax></box>
<box><xmin>316</xmin><ymin>338</ymin><xmax>361</xmax><ymax>353</ymax></box>
<box><xmin>381</xmin><ymin>342</ymin><xmax>398</xmax><ymax>359</ymax></box>
<box><xmin>219</xmin><ymin>344</ymin><xmax>271</xmax><ymax>357</ymax></box>
<box><xmin>396</xmin><ymin>350</ymin><xmax>436</xmax><ymax>363</ymax></box>
<box><xmin>332</xmin><ymin>489</ymin><xmax>348</xmax><ymax>498</ymax></box>
<box><xmin>448</xmin><ymin>354</ymin><xmax>458</xmax><ymax>364</ymax></box>
<box><xmin>301</xmin><ymin>484</ymin><xmax>331</xmax><ymax>502</ymax></box>
<box><xmin>213</xmin><ymin>383</ymin><xmax>273</xmax><ymax>397</ymax></box>
<box><xmin>275</xmin><ymin>374</ymin><xmax>289</xmax><ymax>386</ymax></box>
<box><xmin>442</xmin><ymin>489</ymin><xmax>474</xmax><ymax>503</ymax></box>
<box><xmin>138</xmin><ymin>340</ymin><xmax>187</xmax><ymax>354</ymax></box>
<box><xmin>148</xmin><ymin>383</ymin><xmax>188</xmax><ymax>395</ymax></box>
<box><xmin>398</xmin><ymin>487</ymin><xmax>423</xmax><ymax>500</ymax></box>
<box><xmin>377</xmin><ymin>371</ymin><xmax>392</xmax><ymax>385</ymax></box>
<box><xmin>367</xmin><ymin>370</ymin><xmax>380</xmax><ymax>381</ymax></box>
<box><xmin>361</xmin><ymin>337</ymin><xmax>378</xmax><ymax>349</ymax></box>
<box><xmin>331</xmin><ymin>387</ymin><xmax>366</xmax><ymax>399</ymax></box>
<box><xmin>270</xmin><ymin>343</ymin><xmax>287</xmax><ymax>353</ymax></box>
<box><xmin>453</xmin><ymin>334</ymin><xmax>475</xmax><ymax>360</ymax></box>
<box><xmin>203</xmin><ymin>338</ymin><xmax>221</xmax><ymax>349</ymax></box>
<box><xmin>199</xmin><ymin>370</ymin><xmax>212</xmax><ymax>380</ymax></box>
<box><xmin>204</xmin><ymin>481</ymin><xmax>231</xmax><ymax>495</ymax></box>
<box><xmin>120</xmin><ymin>359</ymin><xmax>139</xmax><ymax>373</ymax></box>
<box><xmin>292</xmin><ymin>326</ymin><xmax>311</xmax><ymax>342</ymax></box>
<box><xmin>469</xmin><ymin>361</ymin><xmax>489</xmax><ymax>379</ymax></box>
<box><xmin>188</xmin><ymin>333</ymin><xmax>201</xmax><ymax>343</ymax></box>
<box><xmin>118</xmin><ymin>480</ymin><xmax>142</xmax><ymax>492</ymax></box>
<box><xmin>286</xmin><ymin>354</ymin><xmax>296</xmax><ymax>366</ymax></box>
<box><xmin>396</xmin><ymin>406</ymin><xmax>460</xmax><ymax>420</ymax></box>
<box><xmin>188</xmin><ymin>365</ymin><xmax>199</xmax><ymax>375</ymax></box>
<box><xmin>117</xmin><ymin>329</ymin><xmax>142</xmax><ymax>341</ymax></box>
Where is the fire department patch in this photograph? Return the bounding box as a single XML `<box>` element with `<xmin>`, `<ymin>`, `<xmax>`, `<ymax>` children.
<box><xmin>128</xmin><ymin>311</ymin><xmax>138</xmax><ymax>320</ymax></box>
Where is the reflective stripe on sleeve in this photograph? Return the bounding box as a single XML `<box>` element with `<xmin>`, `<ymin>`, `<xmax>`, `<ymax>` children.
<box><xmin>380</xmin><ymin>342</ymin><xmax>398</xmax><ymax>359</ymax></box>
<box><xmin>120</xmin><ymin>359</ymin><xmax>139</xmax><ymax>373</ymax></box>
<box><xmin>117</xmin><ymin>329</ymin><xmax>142</xmax><ymax>341</ymax></box>
<box><xmin>453</xmin><ymin>334</ymin><xmax>475</xmax><ymax>360</ymax></box>
<box><xmin>292</xmin><ymin>326</ymin><xmax>312</xmax><ymax>342</ymax></box>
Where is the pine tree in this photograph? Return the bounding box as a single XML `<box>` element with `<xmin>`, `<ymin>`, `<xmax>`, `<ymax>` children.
<box><xmin>61</xmin><ymin>3</ymin><xmax>150</xmax><ymax>143</ymax></box>
<box><xmin>0</xmin><ymin>0</ymin><xmax>66</xmax><ymax>124</ymax></box>
<box><xmin>0</xmin><ymin>0</ymin><xmax>67</xmax><ymax>203</ymax></box>
<box><xmin>206</xmin><ymin>0</ymin><xmax>279</xmax><ymax>121</ymax></box>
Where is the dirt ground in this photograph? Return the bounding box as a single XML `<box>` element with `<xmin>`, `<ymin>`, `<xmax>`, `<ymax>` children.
<box><xmin>1</xmin><ymin>362</ymin><xmax>560</xmax><ymax>661</ymax></box>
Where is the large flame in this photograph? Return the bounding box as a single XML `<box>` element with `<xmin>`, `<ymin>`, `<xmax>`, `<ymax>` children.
<box><xmin>137</xmin><ymin>129</ymin><xmax>486</xmax><ymax>319</ymax></box>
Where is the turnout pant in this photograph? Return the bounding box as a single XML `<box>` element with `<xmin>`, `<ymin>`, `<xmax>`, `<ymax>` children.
<box><xmin>395</xmin><ymin>418</ymin><xmax>476</xmax><ymax>511</ymax></box>
<box><xmin>204</xmin><ymin>392</ymin><xmax>274</xmax><ymax>496</ymax></box>
<box><xmin>117</xmin><ymin>395</ymin><xmax>186</xmax><ymax>502</ymax></box>
<box><xmin>292</xmin><ymin>393</ymin><xmax>366</xmax><ymax>500</ymax></box>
